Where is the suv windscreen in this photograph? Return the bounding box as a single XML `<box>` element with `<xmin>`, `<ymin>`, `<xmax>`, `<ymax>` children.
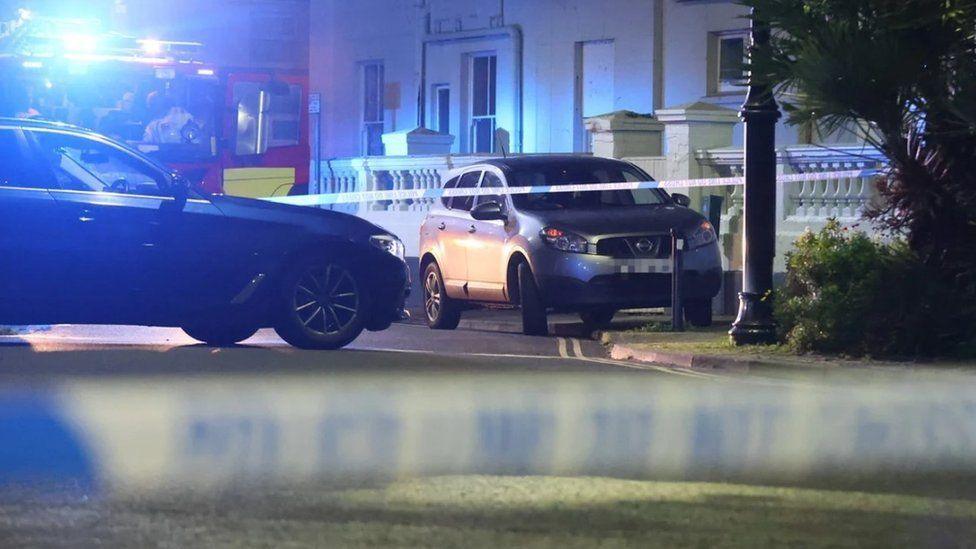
<box><xmin>510</xmin><ymin>164</ymin><xmax>668</xmax><ymax>211</ymax></box>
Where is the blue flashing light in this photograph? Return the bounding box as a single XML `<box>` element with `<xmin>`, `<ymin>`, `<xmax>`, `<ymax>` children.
<box><xmin>22</xmin><ymin>60</ymin><xmax>43</xmax><ymax>69</ymax></box>
<box><xmin>197</xmin><ymin>68</ymin><xmax>215</xmax><ymax>76</ymax></box>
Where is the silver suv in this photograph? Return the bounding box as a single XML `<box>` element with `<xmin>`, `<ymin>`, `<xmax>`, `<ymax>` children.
<box><xmin>419</xmin><ymin>156</ymin><xmax>722</xmax><ymax>336</ymax></box>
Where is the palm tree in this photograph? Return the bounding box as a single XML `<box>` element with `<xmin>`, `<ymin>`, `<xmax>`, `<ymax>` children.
<box><xmin>742</xmin><ymin>0</ymin><xmax>976</xmax><ymax>295</ymax></box>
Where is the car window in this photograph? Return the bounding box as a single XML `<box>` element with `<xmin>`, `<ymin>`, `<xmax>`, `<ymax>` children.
<box><xmin>440</xmin><ymin>176</ymin><xmax>459</xmax><ymax>208</ymax></box>
<box><xmin>475</xmin><ymin>171</ymin><xmax>506</xmax><ymax>208</ymax></box>
<box><xmin>0</xmin><ymin>129</ymin><xmax>46</xmax><ymax>189</ymax></box>
<box><xmin>451</xmin><ymin>171</ymin><xmax>482</xmax><ymax>212</ymax></box>
<box><xmin>510</xmin><ymin>163</ymin><xmax>667</xmax><ymax>211</ymax></box>
<box><xmin>30</xmin><ymin>131</ymin><xmax>169</xmax><ymax>197</ymax></box>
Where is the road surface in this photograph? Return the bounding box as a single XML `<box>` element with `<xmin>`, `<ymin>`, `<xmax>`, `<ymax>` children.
<box><xmin>0</xmin><ymin>318</ymin><xmax>717</xmax><ymax>379</ymax></box>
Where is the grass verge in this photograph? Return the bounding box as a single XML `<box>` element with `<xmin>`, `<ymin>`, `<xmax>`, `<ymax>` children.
<box><xmin>2</xmin><ymin>476</ymin><xmax>975</xmax><ymax>547</ymax></box>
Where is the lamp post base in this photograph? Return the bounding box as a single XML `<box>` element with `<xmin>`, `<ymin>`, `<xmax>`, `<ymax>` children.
<box><xmin>729</xmin><ymin>292</ymin><xmax>776</xmax><ymax>346</ymax></box>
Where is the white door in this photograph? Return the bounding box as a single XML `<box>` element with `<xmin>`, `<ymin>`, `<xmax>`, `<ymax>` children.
<box><xmin>575</xmin><ymin>40</ymin><xmax>615</xmax><ymax>152</ymax></box>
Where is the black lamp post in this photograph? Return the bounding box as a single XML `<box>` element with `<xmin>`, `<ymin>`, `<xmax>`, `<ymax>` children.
<box><xmin>730</xmin><ymin>9</ymin><xmax>781</xmax><ymax>346</ymax></box>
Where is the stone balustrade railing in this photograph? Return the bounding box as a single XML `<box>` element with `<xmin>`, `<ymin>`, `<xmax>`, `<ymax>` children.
<box><xmin>313</xmin><ymin>154</ymin><xmax>516</xmax><ymax>213</ymax></box>
<box><xmin>697</xmin><ymin>144</ymin><xmax>886</xmax><ymax>225</ymax></box>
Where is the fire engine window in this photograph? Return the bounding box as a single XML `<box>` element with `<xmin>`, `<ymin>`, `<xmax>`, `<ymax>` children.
<box><xmin>268</xmin><ymin>84</ymin><xmax>302</xmax><ymax>148</ymax></box>
<box><xmin>234</xmin><ymin>82</ymin><xmax>264</xmax><ymax>156</ymax></box>
<box><xmin>233</xmin><ymin>81</ymin><xmax>302</xmax><ymax>156</ymax></box>
<box><xmin>31</xmin><ymin>131</ymin><xmax>168</xmax><ymax>197</ymax></box>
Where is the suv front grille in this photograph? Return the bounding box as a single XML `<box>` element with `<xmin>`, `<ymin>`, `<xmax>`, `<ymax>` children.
<box><xmin>596</xmin><ymin>235</ymin><xmax>671</xmax><ymax>259</ymax></box>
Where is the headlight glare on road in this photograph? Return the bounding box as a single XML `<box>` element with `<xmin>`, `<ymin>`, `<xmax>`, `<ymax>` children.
<box><xmin>685</xmin><ymin>220</ymin><xmax>717</xmax><ymax>249</ymax></box>
<box><xmin>541</xmin><ymin>227</ymin><xmax>590</xmax><ymax>254</ymax></box>
<box><xmin>370</xmin><ymin>234</ymin><xmax>405</xmax><ymax>260</ymax></box>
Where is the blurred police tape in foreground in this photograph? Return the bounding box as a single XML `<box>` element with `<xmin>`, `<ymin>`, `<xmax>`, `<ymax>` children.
<box><xmin>2</xmin><ymin>372</ymin><xmax>975</xmax><ymax>494</ymax></box>
<box><xmin>266</xmin><ymin>169</ymin><xmax>882</xmax><ymax>207</ymax></box>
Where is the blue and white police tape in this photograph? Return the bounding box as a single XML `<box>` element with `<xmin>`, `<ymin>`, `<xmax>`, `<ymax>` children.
<box><xmin>5</xmin><ymin>371</ymin><xmax>975</xmax><ymax>493</ymax></box>
<box><xmin>266</xmin><ymin>168</ymin><xmax>882</xmax><ymax>207</ymax></box>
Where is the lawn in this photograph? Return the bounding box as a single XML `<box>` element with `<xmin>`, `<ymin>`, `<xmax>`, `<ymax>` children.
<box><xmin>2</xmin><ymin>476</ymin><xmax>974</xmax><ymax>547</ymax></box>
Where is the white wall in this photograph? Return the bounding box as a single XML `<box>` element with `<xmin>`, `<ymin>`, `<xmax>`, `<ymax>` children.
<box><xmin>661</xmin><ymin>0</ymin><xmax>798</xmax><ymax>147</ymax></box>
<box><xmin>310</xmin><ymin>0</ymin><xmax>422</xmax><ymax>159</ymax></box>
<box><xmin>308</xmin><ymin>0</ymin><xmax>812</xmax><ymax>159</ymax></box>
<box><xmin>506</xmin><ymin>0</ymin><xmax>656</xmax><ymax>153</ymax></box>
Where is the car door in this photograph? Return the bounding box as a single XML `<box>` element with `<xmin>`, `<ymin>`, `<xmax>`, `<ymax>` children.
<box><xmin>465</xmin><ymin>169</ymin><xmax>511</xmax><ymax>302</ymax></box>
<box><xmin>438</xmin><ymin>170</ymin><xmax>482</xmax><ymax>298</ymax></box>
<box><xmin>0</xmin><ymin>127</ymin><xmax>67</xmax><ymax>324</ymax></box>
<box><xmin>27</xmin><ymin>128</ymin><xmax>224</xmax><ymax>324</ymax></box>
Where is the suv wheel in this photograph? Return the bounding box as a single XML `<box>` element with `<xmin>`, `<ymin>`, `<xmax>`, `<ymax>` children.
<box><xmin>518</xmin><ymin>262</ymin><xmax>548</xmax><ymax>336</ymax></box>
<box><xmin>580</xmin><ymin>308</ymin><xmax>615</xmax><ymax>329</ymax></box>
<box><xmin>423</xmin><ymin>261</ymin><xmax>461</xmax><ymax>330</ymax></box>
<box><xmin>182</xmin><ymin>322</ymin><xmax>258</xmax><ymax>347</ymax></box>
<box><xmin>684</xmin><ymin>299</ymin><xmax>713</xmax><ymax>328</ymax></box>
<box><xmin>274</xmin><ymin>257</ymin><xmax>369</xmax><ymax>349</ymax></box>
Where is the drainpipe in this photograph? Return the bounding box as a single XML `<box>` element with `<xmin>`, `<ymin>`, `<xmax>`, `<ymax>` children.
<box><xmin>419</xmin><ymin>25</ymin><xmax>524</xmax><ymax>153</ymax></box>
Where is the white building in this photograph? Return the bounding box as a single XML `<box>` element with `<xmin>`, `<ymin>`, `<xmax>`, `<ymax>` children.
<box><xmin>311</xmin><ymin>0</ymin><xmax>783</xmax><ymax>157</ymax></box>
<box><xmin>308</xmin><ymin>0</ymin><xmax>883</xmax><ymax>309</ymax></box>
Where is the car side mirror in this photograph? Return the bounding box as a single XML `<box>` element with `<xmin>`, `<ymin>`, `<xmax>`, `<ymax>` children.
<box><xmin>471</xmin><ymin>200</ymin><xmax>507</xmax><ymax>221</ymax></box>
<box><xmin>672</xmin><ymin>193</ymin><xmax>691</xmax><ymax>207</ymax></box>
<box><xmin>170</xmin><ymin>174</ymin><xmax>189</xmax><ymax>202</ymax></box>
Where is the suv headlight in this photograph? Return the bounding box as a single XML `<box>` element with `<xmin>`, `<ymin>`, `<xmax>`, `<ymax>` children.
<box><xmin>370</xmin><ymin>234</ymin><xmax>405</xmax><ymax>260</ymax></box>
<box><xmin>685</xmin><ymin>220</ymin><xmax>717</xmax><ymax>249</ymax></box>
<box><xmin>541</xmin><ymin>227</ymin><xmax>590</xmax><ymax>254</ymax></box>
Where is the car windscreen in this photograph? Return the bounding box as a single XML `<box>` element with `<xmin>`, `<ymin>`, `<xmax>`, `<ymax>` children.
<box><xmin>509</xmin><ymin>164</ymin><xmax>668</xmax><ymax>210</ymax></box>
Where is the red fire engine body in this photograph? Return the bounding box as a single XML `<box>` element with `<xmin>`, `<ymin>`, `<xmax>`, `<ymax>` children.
<box><xmin>0</xmin><ymin>9</ymin><xmax>309</xmax><ymax>197</ymax></box>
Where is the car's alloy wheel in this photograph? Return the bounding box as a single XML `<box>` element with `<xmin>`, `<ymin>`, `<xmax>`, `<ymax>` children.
<box><xmin>294</xmin><ymin>264</ymin><xmax>360</xmax><ymax>336</ymax></box>
<box><xmin>274</xmin><ymin>258</ymin><xmax>368</xmax><ymax>349</ymax></box>
<box><xmin>423</xmin><ymin>261</ymin><xmax>461</xmax><ymax>330</ymax></box>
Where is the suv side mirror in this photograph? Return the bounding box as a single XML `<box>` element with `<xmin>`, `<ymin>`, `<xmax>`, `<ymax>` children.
<box><xmin>471</xmin><ymin>200</ymin><xmax>507</xmax><ymax>221</ymax></box>
<box><xmin>672</xmin><ymin>193</ymin><xmax>691</xmax><ymax>207</ymax></box>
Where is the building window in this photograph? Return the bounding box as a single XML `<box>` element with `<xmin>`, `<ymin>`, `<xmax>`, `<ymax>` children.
<box><xmin>363</xmin><ymin>62</ymin><xmax>385</xmax><ymax>156</ymax></box>
<box><xmin>432</xmin><ymin>84</ymin><xmax>450</xmax><ymax>135</ymax></box>
<box><xmin>470</xmin><ymin>54</ymin><xmax>496</xmax><ymax>153</ymax></box>
<box><xmin>710</xmin><ymin>32</ymin><xmax>748</xmax><ymax>95</ymax></box>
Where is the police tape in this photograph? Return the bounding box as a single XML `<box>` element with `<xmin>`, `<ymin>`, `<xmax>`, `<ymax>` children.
<box><xmin>5</xmin><ymin>371</ymin><xmax>975</xmax><ymax>493</ymax></box>
<box><xmin>266</xmin><ymin>168</ymin><xmax>882</xmax><ymax>207</ymax></box>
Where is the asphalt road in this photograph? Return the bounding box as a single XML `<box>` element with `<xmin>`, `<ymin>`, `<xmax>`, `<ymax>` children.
<box><xmin>0</xmin><ymin>318</ymin><xmax>712</xmax><ymax>379</ymax></box>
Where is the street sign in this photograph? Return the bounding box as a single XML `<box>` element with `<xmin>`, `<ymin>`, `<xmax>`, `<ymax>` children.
<box><xmin>308</xmin><ymin>92</ymin><xmax>321</xmax><ymax>115</ymax></box>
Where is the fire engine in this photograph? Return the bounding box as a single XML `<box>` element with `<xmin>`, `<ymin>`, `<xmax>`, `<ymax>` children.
<box><xmin>0</xmin><ymin>8</ymin><xmax>309</xmax><ymax>197</ymax></box>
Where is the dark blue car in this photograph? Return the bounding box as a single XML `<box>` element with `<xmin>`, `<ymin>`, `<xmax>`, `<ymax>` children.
<box><xmin>0</xmin><ymin>119</ymin><xmax>409</xmax><ymax>349</ymax></box>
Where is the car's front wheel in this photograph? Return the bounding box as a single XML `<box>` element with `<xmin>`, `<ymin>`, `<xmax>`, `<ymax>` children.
<box><xmin>182</xmin><ymin>322</ymin><xmax>259</xmax><ymax>347</ymax></box>
<box><xmin>518</xmin><ymin>262</ymin><xmax>548</xmax><ymax>336</ymax></box>
<box><xmin>423</xmin><ymin>261</ymin><xmax>461</xmax><ymax>330</ymax></box>
<box><xmin>274</xmin><ymin>257</ymin><xmax>369</xmax><ymax>349</ymax></box>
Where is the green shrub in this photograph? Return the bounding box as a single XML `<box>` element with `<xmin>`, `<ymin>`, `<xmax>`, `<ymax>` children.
<box><xmin>775</xmin><ymin>220</ymin><xmax>976</xmax><ymax>358</ymax></box>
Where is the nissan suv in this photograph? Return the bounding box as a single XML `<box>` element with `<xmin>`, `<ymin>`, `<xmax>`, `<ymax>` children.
<box><xmin>419</xmin><ymin>156</ymin><xmax>721</xmax><ymax>336</ymax></box>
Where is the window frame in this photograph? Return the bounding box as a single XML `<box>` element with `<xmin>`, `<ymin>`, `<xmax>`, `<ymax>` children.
<box><xmin>431</xmin><ymin>84</ymin><xmax>451</xmax><ymax>136</ymax></box>
<box><xmin>469</xmin><ymin>53</ymin><xmax>497</xmax><ymax>153</ymax></box>
<box><xmin>361</xmin><ymin>61</ymin><xmax>385</xmax><ymax>156</ymax></box>
<box><xmin>26</xmin><ymin>128</ymin><xmax>174</xmax><ymax>198</ymax></box>
<box><xmin>474</xmin><ymin>169</ymin><xmax>507</xmax><ymax>210</ymax></box>
<box><xmin>448</xmin><ymin>170</ymin><xmax>483</xmax><ymax>212</ymax></box>
<box><xmin>708</xmin><ymin>30</ymin><xmax>749</xmax><ymax>96</ymax></box>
